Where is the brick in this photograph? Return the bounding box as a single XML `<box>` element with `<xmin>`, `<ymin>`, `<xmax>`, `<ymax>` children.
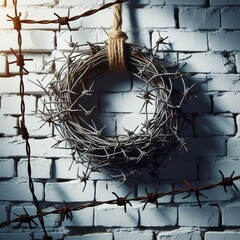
<box><xmin>150</xmin><ymin>0</ymin><xmax>165</xmax><ymax>5</ymax></box>
<box><xmin>179</xmin><ymin>206</ymin><xmax>219</xmax><ymax>227</ymax></box>
<box><xmin>210</xmin><ymin>0</ymin><xmax>240</xmax><ymax>5</ymax></box>
<box><xmin>174</xmin><ymin>183</ymin><xmax>233</xmax><ymax>203</ymax></box>
<box><xmin>1</xmin><ymin>95</ymin><xmax>36</xmax><ymax>115</ymax></box>
<box><xmin>205</xmin><ymin>231</ymin><xmax>240</xmax><ymax>240</ymax></box>
<box><xmin>181</xmin><ymin>92</ymin><xmax>211</xmax><ymax>113</ymax></box>
<box><xmin>0</xmin><ymin>233</ymin><xmax>31</xmax><ymax>240</ymax></box>
<box><xmin>45</xmin><ymin>180</ymin><xmax>95</xmax><ymax>202</ymax></box>
<box><xmin>57</xmin><ymin>29</ymin><xmax>97</xmax><ymax>51</ymax></box>
<box><xmin>179</xmin><ymin>8</ymin><xmax>220</xmax><ymax>30</ymax></box>
<box><xmin>65</xmin><ymin>233</ymin><xmax>112</xmax><ymax>240</ymax></box>
<box><xmin>177</xmin><ymin>137</ymin><xmax>226</xmax><ymax>158</ymax></box>
<box><xmin>228</xmin><ymin>137</ymin><xmax>240</xmax><ymax>156</ymax></box>
<box><xmin>165</xmin><ymin>0</ymin><xmax>205</xmax><ymax>5</ymax></box>
<box><xmin>0</xmin><ymin>30</ymin><xmax>54</xmax><ymax>52</ymax></box>
<box><xmin>222</xmin><ymin>8</ymin><xmax>240</xmax><ymax>29</ymax></box>
<box><xmin>236</xmin><ymin>52</ymin><xmax>240</xmax><ymax>73</ymax></box>
<box><xmin>209</xmin><ymin>32</ymin><xmax>240</xmax><ymax>51</ymax></box>
<box><xmin>114</xmin><ymin>231</ymin><xmax>152</xmax><ymax>240</ymax></box>
<box><xmin>207</xmin><ymin>74</ymin><xmax>240</xmax><ymax>91</ymax></box>
<box><xmin>0</xmin><ymin>55</ymin><xmax>7</xmax><ymax>76</ymax></box>
<box><xmin>100</xmin><ymin>92</ymin><xmax>155</xmax><ymax>113</ymax></box>
<box><xmin>222</xmin><ymin>205</ymin><xmax>240</xmax><ymax>226</ymax></box>
<box><xmin>138</xmin><ymin>182</ymin><xmax>172</xmax><ymax>203</ymax></box>
<box><xmin>58</xmin><ymin>0</ymin><xmax>103</xmax><ymax>7</ymax></box>
<box><xmin>1</xmin><ymin>73</ymin><xmax>54</xmax><ymax>95</ymax></box>
<box><xmin>25</xmin><ymin>7</ymin><xmax>81</xmax><ymax>30</ymax></box>
<box><xmin>194</xmin><ymin>115</ymin><xmax>236</xmax><ymax>136</ymax></box>
<box><xmin>0</xmin><ymin>205</ymin><xmax>8</xmax><ymax>222</ymax></box>
<box><xmin>96</xmin><ymin>180</ymin><xmax>134</xmax><ymax>201</ymax></box>
<box><xmin>34</xmin><ymin>233</ymin><xmax>64</xmax><ymax>240</ymax></box>
<box><xmin>0</xmin><ymin>181</ymin><xmax>43</xmax><ymax>201</ymax></box>
<box><xmin>7</xmin><ymin>0</ymin><xmax>55</xmax><ymax>6</ymax></box>
<box><xmin>179</xmin><ymin>53</ymin><xmax>230</xmax><ymax>73</ymax></box>
<box><xmin>18</xmin><ymin>158</ymin><xmax>52</xmax><ymax>179</ymax></box>
<box><xmin>0</xmin><ymin>159</ymin><xmax>15</xmax><ymax>178</ymax></box>
<box><xmin>54</xmin><ymin>158</ymin><xmax>79</xmax><ymax>179</ymax></box>
<box><xmin>63</xmin><ymin>207</ymin><xmax>94</xmax><ymax>227</ymax></box>
<box><xmin>0</xmin><ymin>137</ymin><xmax>72</xmax><ymax>158</ymax></box>
<box><xmin>140</xmin><ymin>205</ymin><xmax>177</xmax><ymax>227</ymax></box>
<box><xmin>144</xmin><ymin>31</ymin><xmax>208</xmax><ymax>52</ymax></box>
<box><xmin>158</xmin><ymin>229</ymin><xmax>201</xmax><ymax>240</ymax></box>
<box><xmin>213</xmin><ymin>93</ymin><xmax>240</xmax><ymax>113</ymax></box>
<box><xmin>11</xmin><ymin>205</ymin><xmax>60</xmax><ymax>228</ymax></box>
<box><xmin>8</xmin><ymin>54</ymin><xmax>53</xmax><ymax>74</ymax></box>
<box><xmin>0</xmin><ymin>115</ymin><xmax>17</xmax><ymax>135</ymax></box>
<box><xmin>94</xmin><ymin>204</ymin><xmax>139</xmax><ymax>227</ymax></box>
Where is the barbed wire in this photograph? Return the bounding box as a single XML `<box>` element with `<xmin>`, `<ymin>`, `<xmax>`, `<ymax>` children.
<box><xmin>1</xmin><ymin>0</ymin><xmax>240</xmax><ymax>239</ymax></box>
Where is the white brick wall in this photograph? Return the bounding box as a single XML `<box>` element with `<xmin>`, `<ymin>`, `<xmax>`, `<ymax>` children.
<box><xmin>1</xmin><ymin>0</ymin><xmax>240</xmax><ymax>239</ymax></box>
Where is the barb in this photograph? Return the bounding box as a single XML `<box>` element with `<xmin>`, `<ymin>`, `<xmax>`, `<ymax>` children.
<box><xmin>219</xmin><ymin>170</ymin><xmax>239</xmax><ymax>193</ymax></box>
<box><xmin>112</xmin><ymin>191</ymin><xmax>132</xmax><ymax>213</ymax></box>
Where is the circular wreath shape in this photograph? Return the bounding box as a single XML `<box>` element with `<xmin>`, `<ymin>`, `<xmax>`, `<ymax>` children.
<box><xmin>51</xmin><ymin>42</ymin><xmax>185</xmax><ymax>181</ymax></box>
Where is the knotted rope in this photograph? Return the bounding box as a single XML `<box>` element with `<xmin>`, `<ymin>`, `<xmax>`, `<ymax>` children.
<box><xmin>108</xmin><ymin>3</ymin><xmax>127</xmax><ymax>72</ymax></box>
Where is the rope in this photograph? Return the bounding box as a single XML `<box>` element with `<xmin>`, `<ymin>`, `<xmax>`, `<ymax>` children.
<box><xmin>108</xmin><ymin>3</ymin><xmax>127</xmax><ymax>72</ymax></box>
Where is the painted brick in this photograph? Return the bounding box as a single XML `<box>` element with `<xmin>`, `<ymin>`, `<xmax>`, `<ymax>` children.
<box><xmin>145</xmin><ymin>31</ymin><xmax>208</xmax><ymax>52</ymax></box>
<box><xmin>207</xmin><ymin>74</ymin><xmax>240</xmax><ymax>91</ymax></box>
<box><xmin>94</xmin><ymin>204</ymin><xmax>139</xmax><ymax>227</ymax></box>
<box><xmin>210</xmin><ymin>0</ymin><xmax>240</xmax><ymax>5</ymax></box>
<box><xmin>100</xmin><ymin>92</ymin><xmax>155</xmax><ymax>113</ymax></box>
<box><xmin>18</xmin><ymin>158</ymin><xmax>52</xmax><ymax>179</ymax></box>
<box><xmin>165</xmin><ymin>0</ymin><xmax>205</xmax><ymax>5</ymax></box>
<box><xmin>222</xmin><ymin>8</ymin><xmax>240</xmax><ymax>30</ymax></box>
<box><xmin>140</xmin><ymin>205</ymin><xmax>177</xmax><ymax>227</ymax></box>
<box><xmin>174</xmin><ymin>183</ymin><xmax>233</xmax><ymax>203</ymax></box>
<box><xmin>25</xmin><ymin>7</ymin><xmax>81</xmax><ymax>30</ymax></box>
<box><xmin>0</xmin><ymin>30</ymin><xmax>54</xmax><ymax>52</ymax></box>
<box><xmin>63</xmin><ymin>207</ymin><xmax>94</xmax><ymax>227</ymax></box>
<box><xmin>0</xmin><ymin>233</ymin><xmax>31</xmax><ymax>240</ymax></box>
<box><xmin>209</xmin><ymin>32</ymin><xmax>240</xmax><ymax>51</ymax></box>
<box><xmin>228</xmin><ymin>137</ymin><xmax>240</xmax><ymax>156</ymax></box>
<box><xmin>8</xmin><ymin>54</ymin><xmax>53</xmax><ymax>74</ymax></box>
<box><xmin>150</xmin><ymin>0</ymin><xmax>165</xmax><ymax>5</ymax></box>
<box><xmin>158</xmin><ymin>229</ymin><xmax>201</xmax><ymax>240</ymax></box>
<box><xmin>205</xmin><ymin>232</ymin><xmax>240</xmax><ymax>240</ymax></box>
<box><xmin>34</xmin><ymin>233</ymin><xmax>64</xmax><ymax>240</ymax></box>
<box><xmin>236</xmin><ymin>52</ymin><xmax>240</xmax><ymax>73</ymax></box>
<box><xmin>0</xmin><ymin>55</ymin><xmax>7</xmax><ymax>76</ymax></box>
<box><xmin>58</xmin><ymin>0</ymin><xmax>103</xmax><ymax>7</ymax></box>
<box><xmin>138</xmin><ymin>182</ymin><xmax>172</xmax><ymax>203</ymax></box>
<box><xmin>54</xmin><ymin>158</ymin><xmax>79</xmax><ymax>179</ymax></box>
<box><xmin>194</xmin><ymin>115</ymin><xmax>236</xmax><ymax>136</ymax></box>
<box><xmin>45</xmin><ymin>180</ymin><xmax>95</xmax><ymax>202</ymax></box>
<box><xmin>1</xmin><ymin>95</ymin><xmax>36</xmax><ymax>115</ymax></box>
<box><xmin>114</xmin><ymin>231</ymin><xmax>153</xmax><ymax>240</ymax></box>
<box><xmin>179</xmin><ymin>53</ymin><xmax>230</xmax><ymax>73</ymax></box>
<box><xmin>96</xmin><ymin>180</ymin><xmax>134</xmax><ymax>201</ymax></box>
<box><xmin>0</xmin><ymin>205</ymin><xmax>8</xmax><ymax>222</ymax></box>
<box><xmin>179</xmin><ymin>206</ymin><xmax>219</xmax><ymax>227</ymax></box>
<box><xmin>213</xmin><ymin>93</ymin><xmax>240</xmax><ymax>113</ymax></box>
<box><xmin>0</xmin><ymin>137</ymin><xmax>72</xmax><ymax>158</ymax></box>
<box><xmin>222</xmin><ymin>205</ymin><xmax>240</xmax><ymax>226</ymax></box>
<box><xmin>0</xmin><ymin>159</ymin><xmax>15</xmax><ymax>178</ymax></box>
<box><xmin>0</xmin><ymin>115</ymin><xmax>17</xmax><ymax>136</ymax></box>
<box><xmin>7</xmin><ymin>0</ymin><xmax>55</xmax><ymax>6</ymax></box>
<box><xmin>11</xmin><ymin>205</ymin><xmax>60</xmax><ymax>228</ymax></box>
<box><xmin>57</xmin><ymin>29</ymin><xmax>97</xmax><ymax>51</ymax></box>
<box><xmin>0</xmin><ymin>74</ymin><xmax>54</xmax><ymax>94</ymax></box>
<box><xmin>179</xmin><ymin>8</ymin><xmax>220</xmax><ymax>30</ymax></box>
<box><xmin>65</xmin><ymin>233</ymin><xmax>112</xmax><ymax>240</ymax></box>
<box><xmin>177</xmin><ymin>137</ymin><xmax>226</xmax><ymax>158</ymax></box>
<box><xmin>0</xmin><ymin>181</ymin><xmax>43</xmax><ymax>201</ymax></box>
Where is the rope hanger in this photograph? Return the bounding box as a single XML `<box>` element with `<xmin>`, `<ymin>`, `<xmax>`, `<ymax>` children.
<box><xmin>108</xmin><ymin>3</ymin><xmax>128</xmax><ymax>72</ymax></box>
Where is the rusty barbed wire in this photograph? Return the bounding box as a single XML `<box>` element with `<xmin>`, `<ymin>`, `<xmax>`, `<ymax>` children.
<box><xmin>0</xmin><ymin>171</ymin><xmax>240</xmax><ymax>229</ymax></box>
<box><xmin>2</xmin><ymin>0</ymin><xmax>240</xmax><ymax>239</ymax></box>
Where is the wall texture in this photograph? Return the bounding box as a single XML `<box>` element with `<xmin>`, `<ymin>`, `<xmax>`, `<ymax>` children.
<box><xmin>1</xmin><ymin>0</ymin><xmax>240</xmax><ymax>239</ymax></box>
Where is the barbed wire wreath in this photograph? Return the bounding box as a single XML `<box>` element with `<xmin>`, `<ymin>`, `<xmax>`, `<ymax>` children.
<box><xmin>39</xmin><ymin>4</ymin><xmax>190</xmax><ymax>182</ymax></box>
